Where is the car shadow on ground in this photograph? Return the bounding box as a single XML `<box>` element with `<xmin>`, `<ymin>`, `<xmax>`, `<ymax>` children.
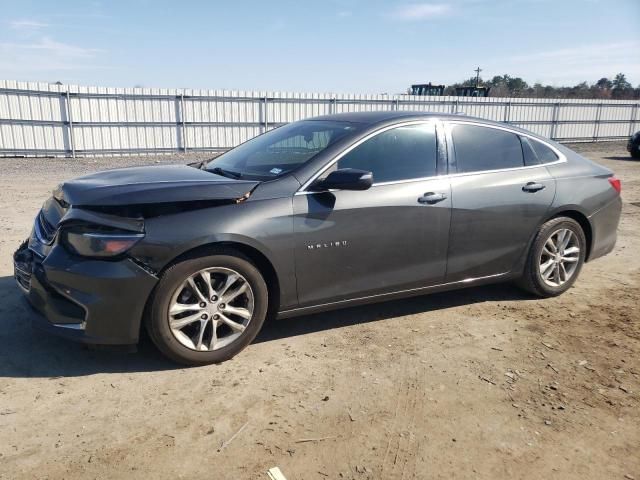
<box><xmin>256</xmin><ymin>282</ymin><xmax>533</xmax><ymax>344</ymax></box>
<box><xmin>0</xmin><ymin>275</ymin><xmax>533</xmax><ymax>378</ymax></box>
<box><xmin>603</xmin><ymin>156</ymin><xmax>637</xmax><ymax>162</ymax></box>
<box><xmin>0</xmin><ymin>276</ymin><xmax>179</xmax><ymax>379</ymax></box>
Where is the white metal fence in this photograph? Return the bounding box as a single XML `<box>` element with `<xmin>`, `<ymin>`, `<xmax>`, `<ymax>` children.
<box><xmin>1</xmin><ymin>80</ymin><xmax>639</xmax><ymax>157</ymax></box>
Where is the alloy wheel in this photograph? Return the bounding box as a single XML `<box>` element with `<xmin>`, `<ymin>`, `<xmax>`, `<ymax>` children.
<box><xmin>538</xmin><ymin>228</ymin><xmax>581</xmax><ymax>288</ymax></box>
<box><xmin>167</xmin><ymin>267</ymin><xmax>254</xmax><ymax>351</ymax></box>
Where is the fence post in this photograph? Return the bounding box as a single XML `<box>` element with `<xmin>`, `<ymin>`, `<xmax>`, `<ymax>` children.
<box><xmin>629</xmin><ymin>103</ymin><xmax>639</xmax><ymax>137</ymax></box>
<box><xmin>503</xmin><ymin>101</ymin><xmax>511</xmax><ymax>124</ymax></box>
<box><xmin>262</xmin><ymin>97</ymin><xmax>269</xmax><ymax>132</ymax></box>
<box><xmin>65</xmin><ymin>91</ymin><xmax>76</xmax><ymax>158</ymax></box>
<box><xmin>550</xmin><ymin>102</ymin><xmax>560</xmax><ymax>140</ymax></box>
<box><xmin>593</xmin><ymin>102</ymin><xmax>603</xmax><ymax>142</ymax></box>
<box><xmin>180</xmin><ymin>94</ymin><xmax>187</xmax><ymax>152</ymax></box>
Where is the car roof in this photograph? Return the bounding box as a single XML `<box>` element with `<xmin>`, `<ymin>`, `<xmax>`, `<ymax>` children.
<box><xmin>309</xmin><ymin>110</ymin><xmax>444</xmax><ymax>124</ymax></box>
<box><xmin>308</xmin><ymin>110</ymin><xmax>551</xmax><ymax>142</ymax></box>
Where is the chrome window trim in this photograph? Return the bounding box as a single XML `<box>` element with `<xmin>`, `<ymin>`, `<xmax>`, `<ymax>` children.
<box><xmin>295</xmin><ymin>174</ymin><xmax>448</xmax><ymax>195</ymax></box>
<box><xmin>445</xmin><ymin>159</ymin><xmax>562</xmax><ymax>179</ymax></box>
<box><xmin>296</xmin><ymin>119</ymin><xmax>441</xmax><ymax>194</ymax></box>
<box><xmin>294</xmin><ymin>163</ymin><xmax>555</xmax><ymax>195</ymax></box>
<box><xmin>369</xmin><ymin>175</ymin><xmax>449</xmax><ymax>187</ymax></box>
<box><xmin>295</xmin><ymin>118</ymin><xmax>566</xmax><ymax>195</ymax></box>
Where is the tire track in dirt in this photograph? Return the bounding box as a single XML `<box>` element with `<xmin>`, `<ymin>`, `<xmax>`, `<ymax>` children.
<box><xmin>379</xmin><ymin>359</ymin><xmax>423</xmax><ymax>479</ymax></box>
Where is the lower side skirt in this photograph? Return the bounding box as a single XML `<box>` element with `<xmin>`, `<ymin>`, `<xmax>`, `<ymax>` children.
<box><xmin>277</xmin><ymin>271</ymin><xmax>514</xmax><ymax>319</ymax></box>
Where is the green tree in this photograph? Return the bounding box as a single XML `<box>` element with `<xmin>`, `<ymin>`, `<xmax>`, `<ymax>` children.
<box><xmin>567</xmin><ymin>82</ymin><xmax>589</xmax><ymax>98</ymax></box>
<box><xmin>612</xmin><ymin>73</ymin><xmax>632</xmax><ymax>99</ymax></box>
<box><xmin>596</xmin><ymin>77</ymin><xmax>612</xmax><ymax>90</ymax></box>
<box><xmin>485</xmin><ymin>74</ymin><xmax>528</xmax><ymax>97</ymax></box>
<box><xmin>442</xmin><ymin>72</ymin><xmax>636</xmax><ymax>99</ymax></box>
<box><xmin>506</xmin><ymin>76</ymin><xmax>528</xmax><ymax>95</ymax></box>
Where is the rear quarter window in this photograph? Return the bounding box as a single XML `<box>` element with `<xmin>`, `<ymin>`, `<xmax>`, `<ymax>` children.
<box><xmin>520</xmin><ymin>137</ymin><xmax>542</xmax><ymax>166</ymax></box>
<box><xmin>529</xmin><ymin>138</ymin><xmax>559</xmax><ymax>164</ymax></box>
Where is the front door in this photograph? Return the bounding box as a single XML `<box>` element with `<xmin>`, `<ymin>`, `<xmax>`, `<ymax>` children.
<box><xmin>292</xmin><ymin>122</ymin><xmax>451</xmax><ymax>307</ymax></box>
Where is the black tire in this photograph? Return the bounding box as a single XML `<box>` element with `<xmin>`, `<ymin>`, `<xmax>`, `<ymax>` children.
<box><xmin>631</xmin><ymin>149</ymin><xmax>640</xmax><ymax>160</ymax></box>
<box><xmin>146</xmin><ymin>250</ymin><xmax>268</xmax><ymax>366</ymax></box>
<box><xmin>517</xmin><ymin>216</ymin><xmax>587</xmax><ymax>298</ymax></box>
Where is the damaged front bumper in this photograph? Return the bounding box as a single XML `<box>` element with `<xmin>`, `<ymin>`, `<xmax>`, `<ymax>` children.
<box><xmin>14</xmin><ymin>232</ymin><xmax>158</xmax><ymax>345</ymax></box>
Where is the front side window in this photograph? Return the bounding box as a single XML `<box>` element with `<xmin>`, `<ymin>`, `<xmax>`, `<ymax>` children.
<box><xmin>451</xmin><ymin>124</ymin><xmax>524</xmax><ymax>173</ymax></box>
<box><xmin>206</xmin><ymin>120</ymin><xmax>362</xmax><ymax>180</ymax></box>
<box><xmin>336</xmin><ymin>123</ymin><xmax>437</xmax><ymax>183</ymax></box>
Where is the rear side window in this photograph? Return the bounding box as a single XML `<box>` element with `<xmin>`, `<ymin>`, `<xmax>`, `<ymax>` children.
<box><xmin>529</xmin><ymin>138</ymin><xmax>559</xmax><ymax>164</ymax></box>
<box><xmin>337</xmin><ymin>123</ymin><xmax>437</xmax><ymax>183</ymax></box>
<box><xmin>451</xmin><ymin>124</ymin><xmax>524</xmax><ymax>173</ymax></box>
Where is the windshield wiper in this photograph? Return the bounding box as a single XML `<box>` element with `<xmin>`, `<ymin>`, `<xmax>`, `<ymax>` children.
<box><xmin>209</xmin><ymin>167</ymin><xmax>243</xmax><ymax>179</ymax></box>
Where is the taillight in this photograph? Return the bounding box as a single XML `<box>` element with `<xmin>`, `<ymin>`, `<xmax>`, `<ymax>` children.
<box><xmin>608</xmin><ymin>176</ymin><xmax>621</xmax><ymax>194</ymax></box>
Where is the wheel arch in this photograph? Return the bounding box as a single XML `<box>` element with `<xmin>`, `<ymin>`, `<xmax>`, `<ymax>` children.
<box><xmin>514</xmin><ymin>207</ymin><xmax>594</xmax><ymax>277</ymax></box>
<box><xmin>165</xmin><ymin>241</ymin><xmax>281</xmax><ymax>315</ymax></box>
<box><xmin>545</xmin><ymin>209</ymin><xmax>593</xmax><ymax>261</ymax></box>
<box><xmin>140</xmin><ymin>240</ymin><xmax>282</xmax><ymax>341</ymax></box>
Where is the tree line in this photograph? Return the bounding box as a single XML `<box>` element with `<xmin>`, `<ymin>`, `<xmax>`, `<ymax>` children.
<box><xmin>444</xmin><ymin>73</ymin><xmax>640</xmax><ymax>100</ymax></box>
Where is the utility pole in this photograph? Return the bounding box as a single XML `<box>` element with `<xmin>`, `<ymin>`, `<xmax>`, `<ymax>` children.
<box><xmin>474</xmin><ymin>67</ymin><xmax>482</xmax><ymax>87</ymax></box>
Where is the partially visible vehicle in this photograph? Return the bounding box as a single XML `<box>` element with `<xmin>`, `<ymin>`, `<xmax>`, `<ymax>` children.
<box><xmin>628</xmin><ymin>131</ymin><xmax>640</xmax><ymax>159</ymax></box>
<box><xmin>409</xmin><ymin>83</ymin><xmax>446</xmax><ymax>96</ymax></box>
<box><xmin>454</xmin><ymin>85</ymin><xmax>490</xmax><ymax>97</ymax></box>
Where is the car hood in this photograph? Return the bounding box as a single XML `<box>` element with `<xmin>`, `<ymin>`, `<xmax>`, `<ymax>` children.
<box><xmin>56</xmin><ymin>164</ymin><xmax>261</xmax><ymax>206</ymax></box>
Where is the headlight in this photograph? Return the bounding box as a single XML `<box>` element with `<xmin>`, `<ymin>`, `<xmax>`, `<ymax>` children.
<box><xmin>63</xmin><ymin>231</ymin><xmax>144</xmax><ymax>257</ymax></box>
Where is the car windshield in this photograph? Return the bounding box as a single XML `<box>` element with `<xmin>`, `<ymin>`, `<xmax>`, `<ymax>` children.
<box><xmin>205</xmin><ymin>120</ymin><xmax>361</xmax><ymax>180</ymax></box>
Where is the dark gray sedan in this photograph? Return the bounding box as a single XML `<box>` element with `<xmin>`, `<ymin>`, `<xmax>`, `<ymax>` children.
<box><xmin>14</xmin><ymin>112</ymin><xmax>622</xmax><ymax>365</ymax></box>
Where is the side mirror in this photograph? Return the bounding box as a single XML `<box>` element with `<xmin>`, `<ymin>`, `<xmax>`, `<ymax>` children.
<box><xmin>310</xmin><ymin>168</ymin><xmax>373</xmax><ymax>191</ymax></box>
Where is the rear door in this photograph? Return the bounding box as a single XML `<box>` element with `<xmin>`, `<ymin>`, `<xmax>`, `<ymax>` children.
<box><xmin>292</xmin><ymin>121</ymin><xmax>451</xmax><ymax>307</ymax></box>
<box><xmin>444</xmin><ymin>122</ymin><xmax>557</xmax><ymax>282</ymax></box>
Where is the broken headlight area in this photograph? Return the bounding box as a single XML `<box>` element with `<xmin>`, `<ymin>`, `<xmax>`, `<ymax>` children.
<box><xmin>62</xmin><ymin>227</ymin><xmax>145</xmax><ymax>258</ymax></box>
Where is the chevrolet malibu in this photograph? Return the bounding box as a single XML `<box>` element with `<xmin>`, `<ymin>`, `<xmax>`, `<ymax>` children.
<box><xmin>14</xmin><ymin>112</ymin><xmax>622</xmax><ymax>365</ymax></box>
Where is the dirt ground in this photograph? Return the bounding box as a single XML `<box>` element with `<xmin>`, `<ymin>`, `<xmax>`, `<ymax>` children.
<box><xmin>0</xmin><ymin>142</ymin><xmax>638</xmax><ymax>480</ymax></box>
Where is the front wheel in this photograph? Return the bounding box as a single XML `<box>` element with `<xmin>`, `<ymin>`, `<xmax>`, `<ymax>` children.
<box><xmin>146</xmin><ymin>251</ymin><xmax>268</xmax><ymax>365</ymax></box>
<box><xmin>517</xmin><ymin>217</ymin><xmax>586</xmax><ymax>297</ymax></box>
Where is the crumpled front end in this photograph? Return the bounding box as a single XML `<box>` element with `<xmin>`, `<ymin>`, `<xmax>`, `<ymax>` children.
<box><xmin>14</xmin><ymin>202</ymin><xmax>158</xmax><ymax>345</ymax></box>
<box><xmin>14</xmin><ymin>164</ymin><xmax>261</xmax><ymax>346</ymax></box>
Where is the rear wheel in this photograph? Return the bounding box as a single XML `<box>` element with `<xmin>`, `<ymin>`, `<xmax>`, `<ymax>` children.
<box><xmin>146</xmin><ymin>251</ymin><xmax>268</xmax><ymax>365</ymax></box>
<box><xmin>631</xmin><ymin>148</ymin><xmax>640</xmax><ymax>159</ymax></box>
<box><xmin>518</xmin><ymin>217</ymin><xmax>586</xmax><ymax>297</ymax></box>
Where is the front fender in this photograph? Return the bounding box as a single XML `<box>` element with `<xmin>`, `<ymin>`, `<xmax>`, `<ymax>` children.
<box><xmin>130</xmin><ymin>197</ymin><xmax>297</xmax><ymax>310</ymax></box>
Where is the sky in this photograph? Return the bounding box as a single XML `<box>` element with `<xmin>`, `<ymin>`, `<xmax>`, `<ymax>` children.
<box><xmin>0</xmin><ymin>0</ymin><xmax>639</xmax><ymax>93</ymax></box>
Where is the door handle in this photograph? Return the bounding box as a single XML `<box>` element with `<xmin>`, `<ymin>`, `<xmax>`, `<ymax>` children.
<box><xmin>522</xmin><ymin>182</ymin><xmax>546</xmax><ymax>193</ymax></box>
<box><xmin>418</xmin><ymin>192</ymin><xmax>447</xmax><ymax>204</ymax></box>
